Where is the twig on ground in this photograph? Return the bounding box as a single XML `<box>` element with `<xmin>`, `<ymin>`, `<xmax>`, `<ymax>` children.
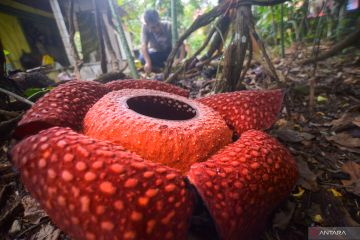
<box><xmin>0</xmin><ymin>109</ymin><xmax>21</xmax><ymax>118</ymax></box>
<box><xmin>308</xmin><ymin>0</ymin><xmax>327</xmax><ymax>114</ymax></box>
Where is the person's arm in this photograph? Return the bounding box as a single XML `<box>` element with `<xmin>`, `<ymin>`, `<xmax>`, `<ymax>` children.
<box><xmin>140</xmin><ymin>25</ymin><xmax>152</xmax><ymax>73</ymax></box>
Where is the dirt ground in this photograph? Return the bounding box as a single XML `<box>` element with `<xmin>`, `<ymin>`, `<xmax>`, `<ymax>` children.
<box><xmin>1</xmin><ymin>43</ymin><xmax>360</xmax><ymax>240</ymax></box>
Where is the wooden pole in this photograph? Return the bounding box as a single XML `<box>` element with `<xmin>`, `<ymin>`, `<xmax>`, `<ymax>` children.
<box><xmin>171</xmin><ymin>0</ymin><xmax>178</xmax><ymax>48</ymax></box>
<box><xmin>93</xmin><ymin>0</ymin><xmax>107</xmax><ymax>74</ymax></box>
<box><xmin>108</xmin><ymin>0</ymin><xmax>138</xmax><ymax>79</ymax></box>
<box><xmin>49</xmin><ymin>0</ymin><xmax>77</xmax><ymax>69</ymax></box>
<box><xmin>0</xmin><ymin>40</ymin><xmax>5</xmax><ymax>81</ymax></box>
<box><xmin>67</xmin><ymin>0</ymin><xmax>82</xmax><ymax>76</ymax></box>
<box><xmin>102</xmin><ymin>13</ymin><xmax>120</xmax><ymax>72</ymax></box>
<box><xmin>280</xmin><ymin>3</ymin><xmax>285</xmax><ymax>58</ymax></box>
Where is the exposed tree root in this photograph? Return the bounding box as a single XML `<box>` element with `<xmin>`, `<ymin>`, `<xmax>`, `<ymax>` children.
<box><xmin>302</xmin><ymin>29</ymin><xmax>360</xmax><ymax>65</ymax></box>
<box><xmin>164</xmin><ymin>0</ymin><xmax>287</xmax><ymax>89</ymax></box>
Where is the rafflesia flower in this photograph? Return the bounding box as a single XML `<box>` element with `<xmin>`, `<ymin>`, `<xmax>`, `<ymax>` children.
<box><xmin>11</xmin><ymin>79</ymin><xmax>298</xmax><ymax>240</ymax></box>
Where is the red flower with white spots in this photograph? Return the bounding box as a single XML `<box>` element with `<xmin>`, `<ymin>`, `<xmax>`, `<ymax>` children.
<box><xmin>11</xmin><ymin>80</ymin><xmax>298</xmax><ymax>240</ymax></box>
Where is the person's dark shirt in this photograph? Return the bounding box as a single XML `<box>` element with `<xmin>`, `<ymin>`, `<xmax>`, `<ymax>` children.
<box><xmin>141</xmin><ymin>21</ymin><xmax>172</xmax><ymax>52</ymax></box>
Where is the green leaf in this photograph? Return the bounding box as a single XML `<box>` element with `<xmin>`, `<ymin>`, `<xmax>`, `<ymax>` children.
<box><xmin>24</xmin><ymin>87</ymin><xmax>53</xmax><ymax>98</ymax></box>
<box><xmin>3</xmin><ymin>50</ymin><xmax>10</xmax><ymax>56</ymax></box>
<box><xmin>316</xmin><ymin>95</ymin><xmax>328</xmax><ymax>103</ymax></box>
<box><xmin>24</xmin><ymin>88</ymin><xmax>44</xmax><ymax>97</ymax></box>
<box><xmin>117</xmin><ymin>0</ymin><xmax>123</xmax><ymax>6</ymax></box>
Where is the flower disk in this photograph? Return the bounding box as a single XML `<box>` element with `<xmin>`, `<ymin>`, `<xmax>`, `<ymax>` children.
<box><xmin>83</xmin><ymin>89</ymin><xmax>232</xmax><ymax>173</ymax></box>
<box><xmin>188</xmin><ymin>130</ymin><xmax>298</xmax><ymax>240</ymax></box>
<box><xmin>105</xmin><ymin>79</ymin><xmax>190</xmax><ymax>97</ymax></box>
<box><xmin>11</xmin><ymin>127</ymin><xmax>194</xmax><ymax>240</ymax></box>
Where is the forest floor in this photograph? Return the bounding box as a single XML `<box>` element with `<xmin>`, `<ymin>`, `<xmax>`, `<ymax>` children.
<box><xmin>0</xmin><ymin>43</ymin><xmax>360</xmax><ymax>240</ymax></box>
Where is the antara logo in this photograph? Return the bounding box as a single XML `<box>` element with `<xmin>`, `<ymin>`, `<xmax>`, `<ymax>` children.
<box><xmin>319</xmin><ymin>230</ymin><xmax>347</xmax><ymax>236</ymax></box>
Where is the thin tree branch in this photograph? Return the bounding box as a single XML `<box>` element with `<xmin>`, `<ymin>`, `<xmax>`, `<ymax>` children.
<box><xmin>302</xmin><ymin>28</ymin><xmax>360</xmax><ymax>65</ymax></box>
<box><xmin>308</xmin><ymin>0</ymin><xmax>327</xmax><ymax>113</ymax></box>
<box><xmin>237</xmin><ymin>37</ymin><xmax>253</xmax><ymax>89</ymax></box>
<box><xmin>164</xmin><ymin>0</ymin><xmax>290</xmax><ymax>79</ymax></box>
<box><xmin>202</xmin><ymin>15</ymin><xmax>230</xmax><ymax>61</ymax></box>
<box><xmin>248</xmin><ymin>24</ymin><xmax>280</xmax><ymax>82</ymax></box>
<box><xmin>165</xmin><ymin>17</ymin><xmax>222</xmax><ymax>83</ymax></box>
<box><xmin>164</xmin><ymin>0</ymin><xmax>245</xmax><ymax>78</ymax></box>
<box><xmin>193</xmin><ymin>52</ymin><xmax>222</xmax><ymax>69</ymax></box>
<box><xmin>0</xmin><ymin>88</ymin><xmax>34</xmax><ymax>106</ymax></box>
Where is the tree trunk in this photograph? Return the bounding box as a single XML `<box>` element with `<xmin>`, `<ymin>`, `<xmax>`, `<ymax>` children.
<box><xmin>216</xmin><ymin>6</ymin><xmax>250</xmax><ymax>92</ymax></box>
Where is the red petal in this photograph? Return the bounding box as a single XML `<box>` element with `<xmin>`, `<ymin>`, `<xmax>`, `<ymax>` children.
<box><xmin>187</xmin><ymin>130</ymin><xmax>298</xmax><ymax>240</ymax></box>
<box><xmin>84</xmin><ymin>89</ymin><xmax>232</xmax><ymax>173</ymax></box>
<box><xmin>197</xmin><ymin>90</ymin><xmax>284</xmax><ymax>134</ymax></box>
<box><xmin>15</xmin><ymin>81</ymin><xmax>109</xmax><ymax>139</ymax></box>
<box><xmin>11</xmin><ymin>127</ymin><xmax>193</xmax><ymax>240</ymax></box>
<box><xmin>105</xmin><ymin>80</ymin><xmax>190</xmax><ymax>97</ymax></box>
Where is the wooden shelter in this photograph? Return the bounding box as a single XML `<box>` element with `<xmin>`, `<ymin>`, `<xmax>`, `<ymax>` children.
<box><xmin>0</xmin><ymin>0</ymin><xmax>133</xmax><ymax>80</ymax></box>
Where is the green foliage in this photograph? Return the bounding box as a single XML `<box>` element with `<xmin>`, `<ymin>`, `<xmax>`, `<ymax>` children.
<box><xmin>254</xmin><ymin>0</ymin><xmax>356</xmax><ymax>52</ymax></box>
<box><xmin>115</xmin><ymin>0</ymin><xmax>355</xmax><ymax>59</ymax></box>
<box><xmin>179</xmin><ymin>1</ymin><xmax>214</xmax><ymax>54</ymax></box>
<box><xmin>24</xmin><ymin>87</ymin><xmax>53</xmax><ymax>101</ymax></box>
<box><xmin>117</xmin><ymin>1</ymin><xmax>146</xmax><ymax>46</ymax></box>
<box><xmin>117</xmin><ymin>0</ymin><xmax>211</xmax><ymax>54</ymax></box>
<box><xmin>254</xmin><ymin>2</ymin><xmax>300</xmax><ymax>48</ymax></box>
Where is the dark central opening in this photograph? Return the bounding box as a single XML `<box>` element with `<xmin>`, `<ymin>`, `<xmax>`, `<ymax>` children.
<box><xmin>127</xmin><ymin>95</ymin><xmax>197</xmax><ymax>120</ymax></box>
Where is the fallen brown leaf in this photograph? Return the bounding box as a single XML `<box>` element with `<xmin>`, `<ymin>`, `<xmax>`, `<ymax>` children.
<box><xmin>341</xmin><ymin>161</ymin><xmax>360</xmax><ymax>196</ymax></box>
<box><xmin>341</xmin><ymin>161</ymin><xmax>360</xmax><ymax>186</ymax></box>
<box><xmin>326</xmin><ymin>132</ymin><xmax>360</xmax><ymax>148</ymax></box>
<box><xmin>29</xmin><ymin>223</ymin><xmax>61</xmax><ymax>240</ymax></box>
<box><xmin>273</xmin><ymin>129</ymin><xmax>304</xmax><ymax>143</ymax></box>
<box><xmin>353</xmin><ymin>117</ymin><xmax>360</xmax><ymax>127</ymax></box>
<box><xmin>296</xmin><ymin>158</ymin><xmax>319</xmax><ymax>191</ymax></box>
<box><xmin>22</xmin><ymin>195</ymin><xmax>47</xmax><ymax>225</ymax></box>
<box><xmin>330</xmin><ymin>105</ymin><xmax>360</xmax><ymax>132</ymax></box>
